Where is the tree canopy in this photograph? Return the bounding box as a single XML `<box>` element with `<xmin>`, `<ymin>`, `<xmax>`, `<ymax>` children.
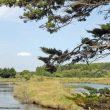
<box><xmin>39</xmin><ymin>23</ymin><xmax>110</xmax><ymax>72</ymax></box>
<box><xmin>0</xmin><ymin>68</ymin><xmax>16</xmax><ymax>78</ymax></box>
<box><xmin>0</xmin><ymin>0</ymin><xmax>110</xmax><ymax>33</ymax></box>
<box><xmin>1</xmin><ymin>0</ymin><xmax>110</xmax><ymax>72</ymax></box>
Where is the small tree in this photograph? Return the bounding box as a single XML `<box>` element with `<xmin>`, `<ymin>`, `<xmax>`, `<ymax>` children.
<box><xmin>0</xmin><ymin>68</ymin><xmax>16</xmax><ymax>78</ymax></box>
<box><xmin>9</xmin><ymin>68</ymin><xmax>16</xmax><ymax>78</ymax></box>
<box><xmin>20</xmin><ymin>70</ymin><xmax>32</xmax><ymax>80</ymax></box>
<box><xmin>1</xmin><ymin>68</ymin><xmax>10</xmax><ymax>78</ymax></box>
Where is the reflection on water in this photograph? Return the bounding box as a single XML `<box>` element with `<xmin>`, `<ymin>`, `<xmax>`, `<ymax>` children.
<box><xmin>66</xmin><ymin>82</ymin><xmax>110</xmax><ymax>94</ymax></box>
<box><xmin>66</xmin><ymin>82</ymin><xmax>110</xmax><ymax>89</ymax></box>
<box><xmin>0</xmin><ymin>83</ymin><xmax>50</xmax><ymax>110</ymax></box>
<box><xmin>73</xmin><ymin>83</ymin><xmax>110</xmax><ymax>89</ymax></box>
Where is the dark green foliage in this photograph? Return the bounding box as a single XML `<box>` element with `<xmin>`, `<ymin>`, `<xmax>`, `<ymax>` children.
<box><xmin>45</xmin><ymin>65</ymin><xmax>57</xmax><ymax>73</ymax></box>
<box><xmin>0</xmin><ymin>68</ymin><xmax>16</xmax><ymax>78</ymax></box>
<box><xmin>87</xmin><ymin>23</ymin><xmax>110</xmax><ymax>38</ymax></box>
<box><xmin>9</xmin><ymin>68</ymin><xmax>16</xmax><ymax>77</ymax></box>
<box><xmin>82</xmin><ymin>37</ymin><xmax>92</xmax><ymax>44</ymax></box>
<box><xmin>35</xmin><ymin>63</ymin><xmax>110</xmax><ymax>78</ymax></box>
<box><xmin>39</xmin><ymin>47</ymin><xmax>70</xmax><ymax>73</ymax></box>
<box><xmin>99</xmin><ymin>88</ymin><xmax>110</xmax><ymax>95</ymax></box>
<box><xmin>40</xmin><ymin>47</ymin><xmax>62</xmax><ymax>56</ymax></box>
<box><xmin>72</xmin><ymin>87</ymin><xmax>110</xmax><ymax>110</ymax></box>
<box><xmin>83</xmin><ymin>86</ymin><xmax>97</xmax><ymax>94</ymax></box>
<box><xmin>38</xmin><ymin>57</ymin><xmax>50</xmax><ymax>64</ymax></box>
<box><xmin>20</xmin><ymin>70</ymin><xmax>32</xmax><ymax>80</ymax></box>
<box><xmin>0</xmin><ymin>0</ymin><xmax>109</xmax><ymax>33</ymax></box>
<box><xmin>36</xmin><ymin>66</ymin><xmax>55</xmax><ymax>76</ymax></box>
<box><xmin>39</xmin><ymin>23</ymin><xmax>110</xmax><ymax>73</ymax></box>
<box><xmin>55</xmin><ymin>63</ymin><xmax>107</xmax><ymax>78</ymax></box>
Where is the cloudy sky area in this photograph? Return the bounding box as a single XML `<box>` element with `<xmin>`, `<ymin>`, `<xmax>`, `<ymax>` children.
<box><xmin>0</xmin><ymin>6</ymin><xmax>109</xmax><ymax>72</ymax></box>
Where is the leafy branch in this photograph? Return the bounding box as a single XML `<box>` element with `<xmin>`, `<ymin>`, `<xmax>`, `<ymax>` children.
<box><xmin>39</xmin><ymin>23</ymin><xmax>110</xmax><ymax>72</ymax></box>
<box><xmin>0</xmin><ymin>0</ymin><xmax>110</xmax><ymax>33</ymax></box>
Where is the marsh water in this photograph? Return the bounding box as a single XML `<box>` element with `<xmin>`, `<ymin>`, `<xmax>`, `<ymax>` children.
<box><xmin>66</xmin><ymin>82</ymin><xmax>110</xmax><ymax>93</ymax></box>
<box><xmin>0</xmin><ymin>83</ymin><xmax>50</xmax><ymax>110</ymax></box>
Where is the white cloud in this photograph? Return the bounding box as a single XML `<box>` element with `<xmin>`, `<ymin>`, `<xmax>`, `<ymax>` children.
<box><xmin>17</xmin><ymin>52</ymin><xmax>32</xmax><ymax>57</ymax></box>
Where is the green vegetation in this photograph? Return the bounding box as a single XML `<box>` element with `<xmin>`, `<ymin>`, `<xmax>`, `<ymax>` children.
<box><xmin>0</xmin><ymin>68</ymin><xmax>16</xmax><ymax>78</ymax></box>
<box><xmin>1</xmin><ymin>63</ymin><xmax>110</xmax><ymax>79</ymax></box>
<box><xmin>39</xmin><ymin>24</ymin><xmax>110</xmax><ymax>72</ymax></box>
<box><xmin>1</xmin><ymin>63</ymin><xmax>110</xmax><ymax>110</ymax></box>
<box><xmin>83</xmin><ymin>86</ymin><xmax>97</xmax><ymax>94</ymax></box>
<box><xmin>72</xmin><ymin>87</ymin><xmax>110</xmax><ymax>110</ymax></box>
<box><xmin>0</xmin><ymin>63</ymin><xmax>109</xmax><ymax>79</ymax></box>
<box><xmin>20</xmin><ymin>70</ymin><xmax>32</xmax><ymax>80</ymax></box>
<box><xmin>1</xmin><ymin>0</ymin><xmax>110</xmax><ymax>109</ymax></box>
<box><xmin>0</xmin><ymin>0</ymin><xmax>109</xmax><ymax>33</ymax></box>
<box><xmin>36</xmin><ymin>63</ymin><xmax>110</xmax><ymax>78</ymax></box>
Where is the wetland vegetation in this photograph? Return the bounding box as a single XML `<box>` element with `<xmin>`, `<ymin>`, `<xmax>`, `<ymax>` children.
<box><xmin>1</xmin><ymin>63</ymin><xmax>110</xmax><ymax>110</ymax></box>
<box><xmin>13</xmin><ymin>77</ymin><xmax>110</xmax><ymax>110</ymax></box>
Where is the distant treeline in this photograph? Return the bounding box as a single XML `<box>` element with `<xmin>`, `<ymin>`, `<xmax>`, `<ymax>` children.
<box><xmin>1</xmin><ymin>63</ymin><xmax>110</xmax><ymax>79</ymax></box>
<box><xmin>35</xmin><ymin>63</ymin><xmax>110</xmax><ymax>78</ymax></box>
<box><xmin>0</xmin><ymin>68</ymin><xmax>16</xmax><ymax>78</ymax></box>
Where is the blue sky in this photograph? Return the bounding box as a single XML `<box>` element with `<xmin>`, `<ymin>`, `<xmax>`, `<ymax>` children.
<box><xmin>0</xmin><ymin>6</ymin><xmax>109</xmax><ymax>72</ymax></box>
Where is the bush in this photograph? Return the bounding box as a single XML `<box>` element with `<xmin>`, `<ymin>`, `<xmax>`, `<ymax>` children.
<box><xmin>20</xmin><ymin>70</ymin><xmax>32</xmax><ymax>80</ymax></box>
<box><xmin>0</xmin><ymin>68</ymin><xmax>16</xmax><ymax>78</ymax></box>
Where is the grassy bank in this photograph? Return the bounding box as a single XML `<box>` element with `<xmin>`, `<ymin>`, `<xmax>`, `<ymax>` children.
<box><xmin>56</xmin><ymin>77</ymin><xmax>110</xmax><ymax>85</ymax></box>
<box><xmin>1</xmin><ymin>77</ymin><xmax>110</xmax><ymax>84</ymax></box>
<box><xmin>28</xmin><ymin>77</ymin><xmax>110</xmax><ymax>84</ymax></box>
<box><xmin>13</xmin><ymin>77</ymin><xmax>110</xmax><ymax>110</ymax></box>
<box><xmin>3</xmin><ymin>77</ymin><xmax>110</xmax><ymax>110</ymax></box>
<box><xmin>14</xmin><ymin>78</ymin><xmax>83</xmax><ymax>110</ymax></box>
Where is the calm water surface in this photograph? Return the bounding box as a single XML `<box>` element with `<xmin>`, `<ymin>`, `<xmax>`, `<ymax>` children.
<box><xmin>0</xmin><ymin>83</ymin><xmax>51</xmax><ymax>110</ymax></box>
<box><xmin>66</xmin><ymin>82</ymin><xmax>110</xmax><ymax>93</ymax></box>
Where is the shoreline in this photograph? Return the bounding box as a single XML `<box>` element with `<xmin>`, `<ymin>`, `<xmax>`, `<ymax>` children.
<box><xmin>1</xmin><ymin>77</ymin><xmax>110</xmax><ymax>110</ymax></box>
<box><xmin>13</xmin><ymin>78</ymin><xmax>83</xmax><ymax>110</ymax></box>
<box><xmin>14</xmin><ymin>95</ymin><xmax>64</xmax><ymax>110</ymax></box>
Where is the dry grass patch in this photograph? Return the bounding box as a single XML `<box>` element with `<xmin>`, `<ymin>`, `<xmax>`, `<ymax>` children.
<box><xmin>14</xmin><ymin>78</ymin><xmax>83</xmax><ymax>110</ymax></box>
